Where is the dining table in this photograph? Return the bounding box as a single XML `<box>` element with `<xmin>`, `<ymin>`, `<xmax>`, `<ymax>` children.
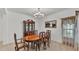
<box><xmin>23</xmin><ymin>34</ymin><xmax>41</xmax><ymax>51</ymax></box>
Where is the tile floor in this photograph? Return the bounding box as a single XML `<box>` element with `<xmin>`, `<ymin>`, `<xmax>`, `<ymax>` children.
<box><xmin>0</xmin><ymin>40</ymin><xmax>77</xmax><ymax>51</ymax></box>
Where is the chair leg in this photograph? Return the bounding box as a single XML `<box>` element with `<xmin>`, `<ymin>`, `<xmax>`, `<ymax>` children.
<box><xmin>23</xmin><ymin>42</ymin><xmax>25</xmax><ymax>50</ymax></box>
<box><xmin>27</xmin><ymin>42</ymin><xmax>29</xmax><ymax>51</ymax></box>
<box><xmin>24</xmin><ymin>46</ymin><xmax>26</xmax><ymax>50</ymax></box>
<box><xmin>43</xmin><ymin>42</ymin><xmax>46</xmax><ymax>50</ymax></box>
<box><xmin>15</xmin><ymin>47</ymin><xmax>19</xmax><ymax>51</ymax></box>
<box><xmin>47</xmin><ymin>40</ymin><xmax>50</xmax><ymax>47</ymax></box>
<box><xmin>38</xmin><ymin>43</ymin><xmax>40</xmax><ymax>51</ymax></box>
<box><xmin>15</xmin><ymin>47</ymin><xmax>17</xmax><ymax>51</ymax></box>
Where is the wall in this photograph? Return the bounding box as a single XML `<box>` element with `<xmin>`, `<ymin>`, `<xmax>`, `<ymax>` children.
<box><xmin>0</xmin><ymin>13</ymin><xmax>2</xmax><ymax>42</ymax></box>
<box><xmin>1</xmin><ymin>11</ymin><xmax>33</xmax><ymax>44</ymax></box>
<box><xmin>45</xmin><ymin>8</ymin><xmax>79</xmax><ymax>43</ymax></box>
<box><xmin>0</xmin><ymin>10</ymin><xmax>6</xmax><ymax>43</ymax></box>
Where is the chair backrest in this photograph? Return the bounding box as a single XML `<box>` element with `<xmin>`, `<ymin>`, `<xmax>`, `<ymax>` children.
<box><xmin>39</xmin><ymin>32</ymin><xmax>45</xmax><ymax>39</ymax></box>
<box><xmin>45</xmin><ymin>32</ymin><xmax>49</xmax><ymax>38</ymax></box>
<box><xmin>14</xmin><ymin>33</ymin><xmax>18</xmax><ymax>48</ymax></box>
<box><xmin>46</xmin><ymin>30</ymin><xmax>51</xmax><ymax>39</ymax></box>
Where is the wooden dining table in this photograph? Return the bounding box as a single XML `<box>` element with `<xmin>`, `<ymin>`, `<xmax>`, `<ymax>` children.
<box><xmin>23</xmin><ymin>35</ymin><xmax>41</xmax><ymax>51</ymax></box>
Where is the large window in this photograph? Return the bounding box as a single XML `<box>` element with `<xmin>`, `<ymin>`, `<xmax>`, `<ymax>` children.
<box><xmin>63</xmin><ymin>22</ymin><xmax>75</xmax><ymax>38</ymax></box>
<box><xmin>62</xmin><ymin>16</ymin><xmax>75</xmax><ymax>47</ymax></box>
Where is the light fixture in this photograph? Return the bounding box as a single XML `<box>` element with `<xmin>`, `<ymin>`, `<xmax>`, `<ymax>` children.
<box><xmin>34</xmin><ymin>8</ymin><xmax>44</xmax><ymax>17</ymax></box>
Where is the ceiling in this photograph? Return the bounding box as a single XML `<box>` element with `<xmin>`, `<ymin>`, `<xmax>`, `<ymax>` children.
<box><xmin>7</xmin><ymin>8</ymin><xmax>67</xmax><ymax>16</ymax></box>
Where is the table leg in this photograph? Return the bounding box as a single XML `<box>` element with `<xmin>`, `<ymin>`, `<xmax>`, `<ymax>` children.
<box><xmin>27</xmin><ymin>42</ymin><xmax>29</xmax><ymax>51</ymax></box>
<box><xmin>43</xmin><ymin>41</ymin><xmax>46</xmax><ymax>50</ymax></box>
<box><xmin>38</xmin><ymin>43</ymin><xmax>40</xmax><ymax>51</ymax></box>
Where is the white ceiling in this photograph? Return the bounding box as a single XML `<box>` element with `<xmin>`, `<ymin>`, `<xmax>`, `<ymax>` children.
<box><xmin>7</xmin><ymin>8</ymin><xmax>67</xmax><ymax>16</ymax></box>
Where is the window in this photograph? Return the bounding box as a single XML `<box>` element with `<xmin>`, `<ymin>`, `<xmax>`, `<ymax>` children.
<box><xmin>62</xmin><ymin>16</ymin><xmax>76</xmax><ymax>47</ymax></box>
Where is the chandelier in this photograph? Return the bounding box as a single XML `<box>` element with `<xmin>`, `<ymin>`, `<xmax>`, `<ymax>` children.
<box><xmin>34</xmin><ymin>8</ymin><xmax>44</xmax><ymax>17</ymax></box>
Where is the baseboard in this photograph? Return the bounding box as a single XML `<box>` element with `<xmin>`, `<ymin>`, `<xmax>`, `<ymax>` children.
<box><xmin>3</xmin><ymin>40</ymin><xmax>13</xmax><ymax>45</ymax></box>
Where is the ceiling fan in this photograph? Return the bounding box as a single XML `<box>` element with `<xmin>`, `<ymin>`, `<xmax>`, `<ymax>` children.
<box><xmin>33</xmin><ymin>8</ymin><xmax>44</xmax><ymax>17</ymax></box>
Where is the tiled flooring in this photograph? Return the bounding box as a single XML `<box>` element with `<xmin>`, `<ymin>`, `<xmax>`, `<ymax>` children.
<box><xmin>0</xmin><ymin>41</ymin><xmax>77</xmax><ymax>51</ymax></box>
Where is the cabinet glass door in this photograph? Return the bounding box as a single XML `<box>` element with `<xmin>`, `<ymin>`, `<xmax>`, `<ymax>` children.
<box><xmin>29</xmin><ymin>24</ymin><xmax>32</xmax><ymax>31</ymax></box>
<box><xmin>26</xmin><ymin>24</ymin><xmax>28</xmax><ymax>31</ymax></box>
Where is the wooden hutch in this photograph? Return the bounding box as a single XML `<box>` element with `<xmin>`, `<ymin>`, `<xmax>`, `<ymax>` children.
<box><xmin>23</xmin><ymin>19</ymin><xmax>35</xmax><ymax>36</ymax></box>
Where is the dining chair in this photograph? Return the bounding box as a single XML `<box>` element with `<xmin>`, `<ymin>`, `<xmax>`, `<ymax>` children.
<box><xmin>39</xmin><ymin>32</ymin><xmax>46</xmax><ymax>49</ymax></box>
<box><xmin>45</xmin><ymin>30</ymin><xmax>51</xmax><ymax>47</ymax></box>
<box><xmin>14</xmin><ymin>33</ymin><xmax>26</xmax><ymax>51</ymax></box>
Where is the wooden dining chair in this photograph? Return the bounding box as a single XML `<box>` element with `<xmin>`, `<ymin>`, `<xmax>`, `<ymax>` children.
<box><xmin>14</xmin><ymin>33</ymin><xmax>26</xmax><ymax>51</ymax></box>
<box><xmin>39</xmin><ymin>32</ymin><xmax>46</xmax><ymax>49</ymax></box>
<box><xmin>45</xmin><ymin>30</ymin><xmax>51</xmax><ymax>47</ymax></box>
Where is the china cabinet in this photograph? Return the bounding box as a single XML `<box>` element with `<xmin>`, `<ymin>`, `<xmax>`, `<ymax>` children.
<box><xmin>23</xmin><ymin>19</ymin><xmax>35</xmax><ymax>36</ymax></box>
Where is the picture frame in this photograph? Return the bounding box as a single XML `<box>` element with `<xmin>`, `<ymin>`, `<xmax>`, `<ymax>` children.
<box><xmin>45</xmin><ymin>20</ymin><xmax>57</xmax><ymax>28</ymax></box>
